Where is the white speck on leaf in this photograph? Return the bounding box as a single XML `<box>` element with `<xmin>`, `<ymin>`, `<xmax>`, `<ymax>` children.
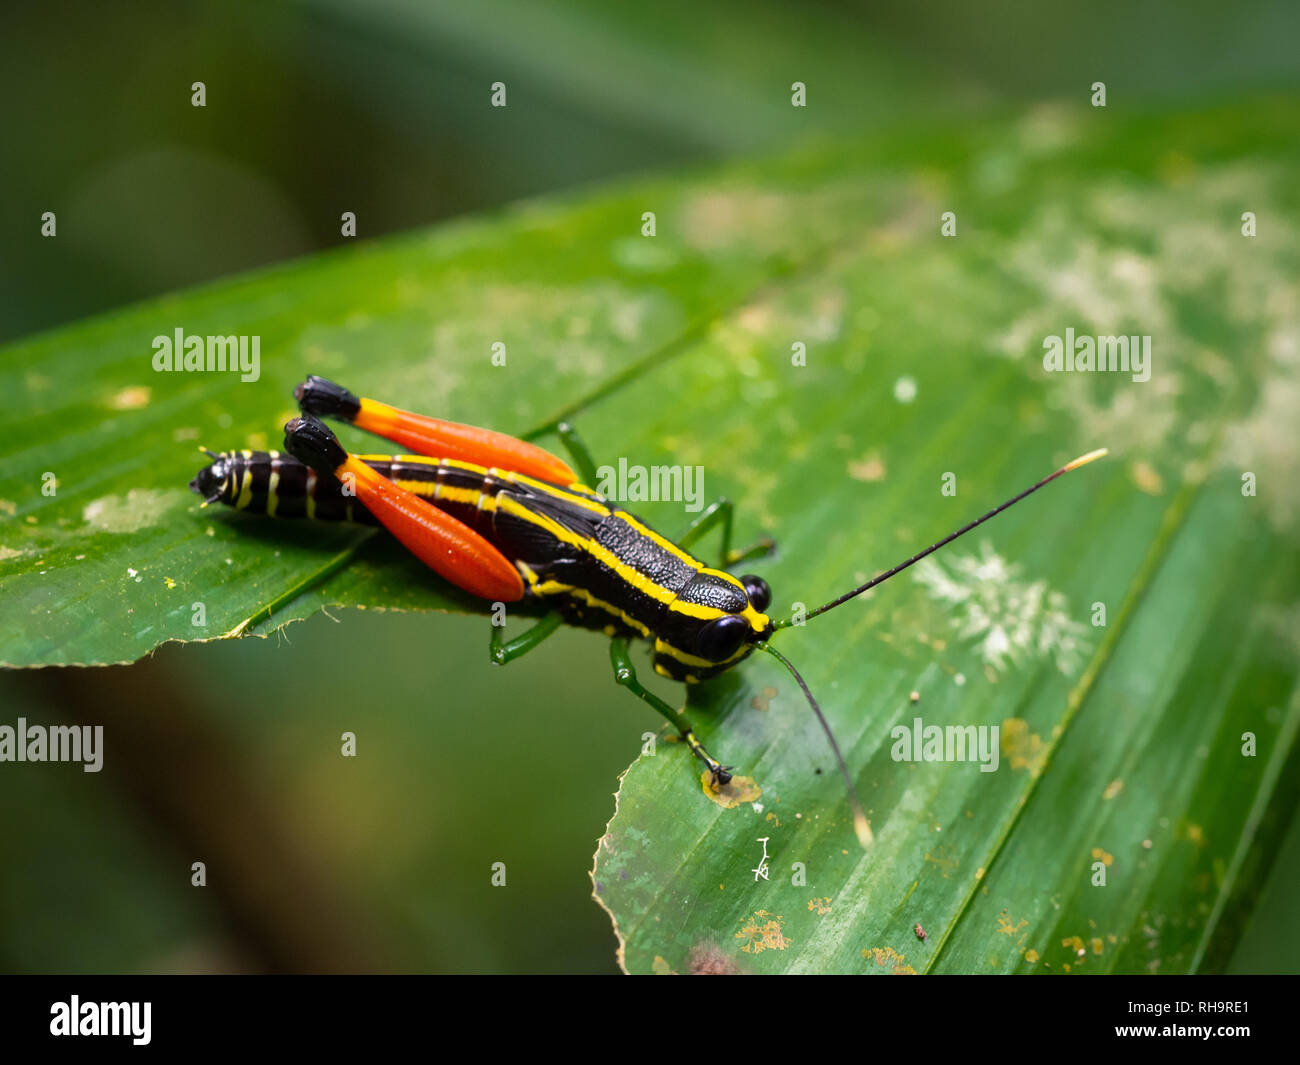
<box><xmin>894</xmin><ymin>376</ymin><xmax>918</xmax><ymax>403</ymax></box>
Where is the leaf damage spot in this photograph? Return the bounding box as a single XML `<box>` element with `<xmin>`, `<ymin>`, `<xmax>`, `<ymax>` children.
<box><xmin>998</xmin><ymin>913</ymin><xmax>1029</xmax><ymax>938</ymax></box>
<box><xmin>689</xmin><ymin>942</ymin><xmax>742</xmax><ymax>974</ymax></box>
<box><xmin>1001</xmin><ymin>717</ymin><xmax>1049</xmax><ymax>775</ymax></box>
<box><xmin>1129</xmin><ymin>460</ymin><xmax>1164</xmax><ymax>495</ymax></box>
<box><xmin>923</xmin><ymin>846</ymin><xmax>958</xmax><ymax>879</ymax></box>
<box><xmin>808</xmin><ymin>897</ymin><xmax>833</xmax><ymax>916</ymax></box>
<box><xmin>1062</xmin><ymin>934</ymin><xmax>1087</xmax><ymax>961</ymax></box>
<box><xmin>82</xmin><ymin>489</ymin><xmax>176</xmax><ymax>533</ymax></box>
<box><xmin>861</xmin><ymin>946</ymin><xmax>916</xmax><ymax>974</ymax></box>
<box><xmin>848</xmin><ymin>451</ymin><xmax>887</xmax><ymax>482</ymax></box>
<box><xmin>735</xmin><ymin>910</ymin><xmax>790</xmax><ymax>954</ymax></box>
<box><xmin>108</xmin><ymin>385</ymin><xmax>151</xmax><ymax>410</ymax></box>
<box><xmin>702</xmin><ymin>772</ymin><xmax>761</xmax><ymax>808</ymax></box>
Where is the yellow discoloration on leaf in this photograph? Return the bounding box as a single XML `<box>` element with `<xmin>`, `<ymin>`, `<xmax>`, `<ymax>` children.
<box><xmin>1062</xmin><ymin>935</ymin><xmax>1086</xmax><ymax>953</ymax></box>
<box><xmin>923</xmin><ymin>845</ymin><xmax>958</xmax><ymax>878</ymax></box>
<box><xmin>997</xmin><ymin>914</ymin><xmax>1029</xmax><ymax>937</ymax></box>
<box><xmin>651</xmin><ymin>955</ymin><xmax>677</xmax><ymax>975</ymax></box>
<box><xmin>735</xmin><ymin>910</ymin><xmax>790</xmax><ymax>954</ymax></box>
<box><xmin>1025</xmin><ymin>949</ymin><xmax>1040</xmax><ymax>963</ymax></box>
<box><xmin>0</xmin><ymin>499</ymin><xmax>17</xmax><ymax>516</ymax></box>
<box><xmin>1130</xmin><ymin>460</ymin><xmax>1164</xmax><ymax>494</ymax></box>
<box><xmin>861</xmin><ymin>946</ymin><xmax>916</xmax><ymax>974</ymax></box>
<box><xmin>808</xmin><ymin>897</ymin><xmax>833</xmax><ymax>916</ymax></box>
<box><xmin>1185</xmin><ymin>823</ymin><xmax>1205</xmax><ymax>846</ymax></box>
<box><xmin>1091</xmin><ymin>937</ymin><xmax>1104</xmax><ymax>955</ymax></box>
<box><xmin>765</xmin><ymin>811</ymin><xmax>781</xmax><ymax>827</ymax></box>
<box><xmin>1103</xmin><ymin>778</ymin><xmax>1124</xmax><ymax>800</ymax></box>
<box><xmin>848</xmin><ymin>451</ymin><xmax>886</xmax><ymax>482</ymax></box>
<box><xmin>703</xmin><ymin>772</ymin><xmax>761</xmax><ymax>808</ymax></box>
<box><xmin>1092</xmin><ymin>847</ymin><xmax>1114</xmax><ymax>866</ymax></box>
<box><xmin>109</xmin><ymin>385</ymin><xmax>151</xmax><ymax>410</ymax></box>
<box><xmin>163</xmin><ymin>576</ymin><xmax>177</xmax><ymax>589</ymax></box>
<box><xmin>1001</xmin><ymin>717</ymin><xmax>1049</xmax><ymax>775</ymax></box>
<box><xmin>750</xmin><ymin>685</ymin><xmax>777</xmax><ymax>711</ymax></box>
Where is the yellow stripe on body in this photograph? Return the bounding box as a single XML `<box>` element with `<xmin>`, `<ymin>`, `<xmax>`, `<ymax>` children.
<box><xmin>651</xmin><ymin>637</ymin><xmax>754</xmax><ymax>670</ymax></box>
<box><xmin>356</xmin><ymin>453</ymin><xmax>610</xmax><ymax>516</ymax></box>
<box><xmin>533</xmin><ymin>580</ymin><xmax>652</xmax><ymax>638</ymax></box>
<box><xmin>507</xmin><ymin>471</ymin><xmax>610</xmax><ymax>516</ymax></box>
<box><xmin>495</xmin><ymin>496</ymin><xmax>709</xmax><ymax>615</ymax></box>
<box><xmin>236</xmin><ymin>466</ymin><xmax>253</xmax><ymax>509</ymax></box>
<box><xmin>393</xmin><ymin>480</ymin><xmax>495</xmax><ymax>512</ymax></box>
<box><xmin>266</xmin><ymin>466</ymin><xmax>280</xmax><ymax>517</ymax></box>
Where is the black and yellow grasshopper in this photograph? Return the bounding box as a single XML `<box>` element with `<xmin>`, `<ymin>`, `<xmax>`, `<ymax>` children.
<box><xmin>192</xmin><ymin>375</ymin><xmax>1106</xmax><ymax>845</ymax></box>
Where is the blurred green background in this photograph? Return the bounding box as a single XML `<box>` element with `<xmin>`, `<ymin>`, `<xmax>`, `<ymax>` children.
<box><xmin>2</xmin><ymin>0</ymin><xmax>1298</xmax><ymax>973</ymax></box>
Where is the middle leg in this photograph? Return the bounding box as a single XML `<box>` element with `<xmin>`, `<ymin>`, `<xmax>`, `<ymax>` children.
<box><xmin>677</xmin><ymin>497</ymin><xmax>775</xmax><ymax>570</ymax></box>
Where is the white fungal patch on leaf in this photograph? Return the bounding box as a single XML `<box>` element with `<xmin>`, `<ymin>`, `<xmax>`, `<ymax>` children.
<box><xmin>991</xmin><ymin>165</ymin><xmax>1300</xmax><ymax>530</ymax></box>
<box><xmin>912</xmin><ymin>541</ymin><xmax>1090</xmax><ymax>675</ymax></box>
<box><xmin>82</xmin><ymin>489</ymin><xmax>176</xmax><ymax>533</ymax></box>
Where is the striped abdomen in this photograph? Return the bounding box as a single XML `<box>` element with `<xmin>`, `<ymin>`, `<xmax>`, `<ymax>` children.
<box><xmin>191</xmin><ymin>449</ymin><xmax>386</xmax><ymax>523</ymax></box>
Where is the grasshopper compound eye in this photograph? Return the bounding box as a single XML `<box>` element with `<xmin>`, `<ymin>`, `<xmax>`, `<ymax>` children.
<box><xmin>695</xmin><ymin>614</ymin><xmax>751</xmax><ymax>661</ymax></box>
<box><xmin>740</xmin><ymin>574</ymin><xmax>771</xmax><ymax>612</ymax></box>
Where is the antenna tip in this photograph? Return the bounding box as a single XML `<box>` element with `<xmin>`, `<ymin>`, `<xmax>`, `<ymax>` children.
<box><xmin>853</xmin><ymin>809</ymin><xmax>874</xmax><ymax>848</ymax></box>
<box><xmin>1063</xmin><ymin>447</ymin><xmax>1109</xmax><ymax>472</ymax></box>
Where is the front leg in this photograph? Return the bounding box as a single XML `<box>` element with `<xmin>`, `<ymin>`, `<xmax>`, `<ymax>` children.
<box><xmin>609</xmin><ymin>637</ymin><xmax>732</xmax><ymax>786</ymax></box>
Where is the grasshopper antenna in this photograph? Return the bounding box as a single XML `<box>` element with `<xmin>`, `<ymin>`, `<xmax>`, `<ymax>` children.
<box><xmin>757</xmin><ymin>642</ymin><xmax>872</xmax><ymax>848</ymax></box>
<box><xmin>775</xmin><ymin>448</ymin><xmax>1108</xmax><ymax>629</ymax></box>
